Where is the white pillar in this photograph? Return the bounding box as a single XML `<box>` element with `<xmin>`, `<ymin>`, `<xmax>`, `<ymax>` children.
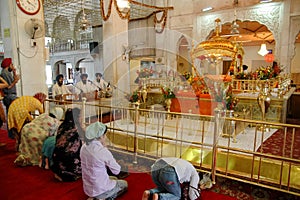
<box><xmin>102</xmin><ymin>5</ymin><xmax>129</xmax><ymax>93</ymax></box>
<box><xmin>0</xmin><ymin>0</ymin><xmax>47</xmax><ymax>96</ymax></box>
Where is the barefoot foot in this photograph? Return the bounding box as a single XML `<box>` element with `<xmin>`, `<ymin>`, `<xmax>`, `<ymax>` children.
<box><xmin>152</xmin><ymin>193</ymin><xmax>158</xmax><ymax>200</ymax></box>
<box><xmin>142</xmin><ymin>190</ymin><xmax>150</xmax><ymax>200</ymax></box>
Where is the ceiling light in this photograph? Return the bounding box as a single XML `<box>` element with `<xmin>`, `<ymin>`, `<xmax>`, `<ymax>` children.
<box><xmin>202</xmin><ymin>7</ymin><xmax>213</xmax><ymax>12</ymax></box>
<box><xmin>258</xmin><ymin>43</ymin><xmax>269</xmax><ymax>56</ymax></box>
<box><xmin>230</xmin><ymin>21</ymin><xmax>240</xmax><ymax>35</ymax></box>
<box><xmin>117</xmin><ymin>0</ymin><xmax>130</xmax><ymax>12</ymax></box>
<box><xmin>260</xmin><ymin>0</ymin><xmax>273</xmax><ymax>3</ymax></box>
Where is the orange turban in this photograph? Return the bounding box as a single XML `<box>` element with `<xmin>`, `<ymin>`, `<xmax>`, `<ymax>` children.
<box><xmin>1</xmin><ymin>58</ymin><xmax>12</xmax><ymax>68</ymax></box>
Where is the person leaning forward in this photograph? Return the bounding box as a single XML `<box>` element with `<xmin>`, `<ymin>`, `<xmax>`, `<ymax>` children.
<box><xmin>142</xmin><ymin>157</ymin><xmax>208</xmax><ymax>200</ymax></box>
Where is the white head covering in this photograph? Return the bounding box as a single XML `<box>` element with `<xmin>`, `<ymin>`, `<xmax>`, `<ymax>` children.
<box><xmin>85</xmin><ymin>122</ymin><xmax>107</xmax><ymax>140</ymax></box>
<box><xmin>50</xmin><ymin>107</ymin><xmax>64</xmax><ymax>121</ymax></box>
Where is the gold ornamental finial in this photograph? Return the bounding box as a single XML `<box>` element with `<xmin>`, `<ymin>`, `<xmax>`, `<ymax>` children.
<box><xmin>215</xmin><ymin>18</ymin><xmax>221</xmax><ymax>37</ymax></box>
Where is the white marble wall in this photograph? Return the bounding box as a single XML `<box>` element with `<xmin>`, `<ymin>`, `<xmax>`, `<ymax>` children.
<box><xmin>0</xmin><ymin>0</ymin><xmax>47</xmax><ymax>96</ymax></box>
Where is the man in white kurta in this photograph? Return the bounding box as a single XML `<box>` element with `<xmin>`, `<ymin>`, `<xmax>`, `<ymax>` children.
<box><xmin>52</xmin><ymin>74</ymin><xmax>72</xmax><ymax>99</ymax></box>
<box><xmin>93</xmin><ymin>73</ymin><xmax>108</xmax><ymax>91</ymax></box>
<box><xmin>74</xmin><ymin>73</ymin><xmax>95</xmax><ymax>94</ymax></box>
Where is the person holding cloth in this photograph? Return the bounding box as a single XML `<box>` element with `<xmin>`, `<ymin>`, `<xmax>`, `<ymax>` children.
<box><xmin>80</xmin><ymin>122</ymin><xmax>128</xmax><ymax>200</ymax></box>
<box><xmin>142</xmin><ymin>157</ymin><xmax>207</xmax><ymax>200</ymax></box>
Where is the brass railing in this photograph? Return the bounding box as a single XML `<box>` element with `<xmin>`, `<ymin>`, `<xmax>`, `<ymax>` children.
<box><xmin>232</xmin><ymin>77</ymin><xmax>291</xmax><ymax>96</ymax></box>
<box><xmin>44</xmin><ymin>98</ymin><xmax>300</xmax><ymax>196</ymax></box>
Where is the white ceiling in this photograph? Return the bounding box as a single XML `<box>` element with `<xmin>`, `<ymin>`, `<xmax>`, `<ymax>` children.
<box><xmin>42</xmin><ymin>0</ymin><xmax>288</xmax><ymax>45</ymax></box>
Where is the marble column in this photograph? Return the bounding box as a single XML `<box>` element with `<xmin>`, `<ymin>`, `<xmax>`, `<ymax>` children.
<box><xmin>0</xmin><ymin>0</ymin><xmax>47</xmax><ymax>96</ymax></box>
<box><xmin>102</xmin><ymin>5</ymin><xmax>129</xmax><ymax>94</ymax></box>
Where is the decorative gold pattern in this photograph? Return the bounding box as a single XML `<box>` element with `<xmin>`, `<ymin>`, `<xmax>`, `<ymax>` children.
<box><xmin>191</xmin><ymin>18</ymin><xmax>237</xmax><ymax>59</ymax></box>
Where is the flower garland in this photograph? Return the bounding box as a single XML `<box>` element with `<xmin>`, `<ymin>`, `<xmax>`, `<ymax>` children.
<box><xmin>154</xmin><ymin>10</ymin><xmax>168</xmax><ymax>33</ymax></box>
<box><xmin>100</xmin><ymin>0</ymin><xmax>113</xmax><ymax>21</ymax></box>
<box><xmin>99</xmin><ymin>0</ymin><xmax>173</xmax><ymax>33</ymax></box>
<box><xmin>113</xmin><ymin>0</ymin><xmax>130</xmax><ymax>20</ymax></box>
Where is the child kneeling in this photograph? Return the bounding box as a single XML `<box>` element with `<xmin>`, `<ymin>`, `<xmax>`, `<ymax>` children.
<box><xmin>80</xmin><ymin>122</ymin><xmax>128</xmax><ymax>199</ymax></box>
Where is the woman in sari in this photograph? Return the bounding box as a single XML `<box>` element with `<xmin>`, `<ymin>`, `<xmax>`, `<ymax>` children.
<box><xmin>7</xmin><ymin>92</ymin><xmax>46</xmax><ymax>150</ymax></box>
<box><xmin>14</xmin><ymin>107</ymin><xmax>63</xmax><ymax>166</ymax></box>
<box><xmin>51</xmin><ymin>107</ymin><xmax>84</xmax><ymax>182</ymax></box>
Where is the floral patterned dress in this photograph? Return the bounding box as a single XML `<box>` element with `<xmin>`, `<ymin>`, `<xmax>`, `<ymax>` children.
<box><xmin>51</xmin><ymin>123</ymin><xmax>82</xmax><ymax>182</ymax></box>
<box><xmin>14</xmin><ymin>114</ymin><xmax>60</xmax><ymax>166</ymax></box>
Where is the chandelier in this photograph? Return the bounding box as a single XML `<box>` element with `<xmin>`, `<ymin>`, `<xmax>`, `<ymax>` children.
<box><xmin>79</xmin><ymin>0</ymin><xmax>90</xmax><ymax>31</ymax></box>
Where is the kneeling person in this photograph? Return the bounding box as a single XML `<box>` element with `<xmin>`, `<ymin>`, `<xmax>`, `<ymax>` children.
<box><xmin>80</xmin><ymin>122</ymin><xmax>128</xmax><ymax>199</ymax></box>
<box><xmin>143</xmin><ymin>157</ymin><xmax>206</xmax><ymax>200</ymax></box>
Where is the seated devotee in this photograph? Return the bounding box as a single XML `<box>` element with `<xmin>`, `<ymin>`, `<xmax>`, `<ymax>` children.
<box><xmin>7</xmin><ymin>92</ymin><xmax>46</xmax><ymax>150</ymax></box>
<box><xmin>14</xmin><ymin>107</ymin><xmax>63</xmax><ymax>167</ymax></box>
<box><xmin>80</xmin><ymin>122</ymin><xmax>128</xmax><ymax>200</ymax></box>
<box><xmin>39</xmin><ymin>107</ymin><xmax>64</xmax><ymax>170</ymax></box>
<box><xmin>0</xmin><ymin>76</ymin><xmax>9</xmax><ymax>147</ymax></box>
<box><xmin>242</xmin><ymin>65</ymin><xmax>248</xmax><ymax>73</ymax></box>
<box><xmin>142</xmin><ymin>157</ymin><xmax>209</xmax><ymax>200</ymax></box>
<box><xmin>74</xmin><ymin>73</ymin><xmax>94</xmax><ymax>94</ymax></box>
<box><xmin>51</xmin><ymin>74</ymin><xmax>72</xmax><ymax>100</ymax></box>
<box><xmin>272</xmin><ymin>61</ymin><xmax>281</xmax><ymax>76</ymax></box>
<box><xmin>93</xmin><ymin>72</ymin><xmax>108</xmax><ymax>91</ymax></box>
<box><xmin>51</xmin><ymin>107</ymin><xmax>84</xmax><ymax>182</ymax></box>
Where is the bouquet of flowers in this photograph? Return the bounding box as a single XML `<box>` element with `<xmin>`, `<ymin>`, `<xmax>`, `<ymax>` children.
<box><xmin>126</xmin><ymin>90</ymin><xmax>141</xmax><ymax>103</ymax></box>
<box><xmin>253</xmin><ymin>65</ymin><xmax>281</xmax><ymax>80</ymax></box>
<box><xmin>225</xmin><ymin>84</ymin><xmax>239</xmax><ymax>110</ymax></box>
<box><xmin>255</xmin><ymin>66</ymin><xmax>274</xmax><ymax>80</ymax></box>
<box><xmin>136</xmin><ymin>68</ymin><xmax>154</xmax><ymax>78</ymax></box>
<box><xmin>235</xmin><ymin>72</ymin><xmax>250</xmax><ymax>80</ymax></box>
<box><xmin>161</xmin><ymin>87</ymin><xmax>176</xmax><ymax>99</ymax></box>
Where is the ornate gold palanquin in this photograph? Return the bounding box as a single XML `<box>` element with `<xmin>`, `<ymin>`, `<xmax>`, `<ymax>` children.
<box><xmin>234</xmin><ymin>87</ymin><xmax>295</xmax><ymax>123</ymax></box>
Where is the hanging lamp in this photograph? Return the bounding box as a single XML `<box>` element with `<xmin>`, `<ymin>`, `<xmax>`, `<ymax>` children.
<box><xmin>258</xmin><ymin>43</ymin><xmax>269</xmax><ymax>56</ymax></box>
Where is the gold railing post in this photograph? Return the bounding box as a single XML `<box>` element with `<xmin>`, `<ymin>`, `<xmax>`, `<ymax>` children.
<box><xmin>81</xmin><ymin>97</ymin><xmax>87</xmax><ymax>129</ymax></box>
<box><xmin>212</xmin><ymin>107</ymin><xmax>222</xmax><ymax>184</ymax></box>
<box><xmin>133</xmin><ymin>102</ymin><xmax>140</xmax><ymax>164</ymax></box>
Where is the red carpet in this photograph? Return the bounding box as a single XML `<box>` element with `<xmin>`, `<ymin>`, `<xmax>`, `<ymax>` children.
<box><xmin>257</xmin><ymin>119</ymin><xmax>300</xmax><ymax>159</ymax></box>
<box><xmin>0</xmin><ymin>129</ymin><xmax>236</xmax><ymax>200</ymax></box>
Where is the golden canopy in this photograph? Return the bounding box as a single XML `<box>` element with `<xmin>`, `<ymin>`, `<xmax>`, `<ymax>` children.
<box><xmin>191</xmin><ymin>19</ymin><xmax>238</xmax><ymax>60</ymax></box>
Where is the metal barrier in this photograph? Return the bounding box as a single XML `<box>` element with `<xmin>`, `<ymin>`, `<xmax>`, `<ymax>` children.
<box><xmin>44</xmin><ymin>98</ymin><xmax>300</xmax><ymax>196</ymax></box>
